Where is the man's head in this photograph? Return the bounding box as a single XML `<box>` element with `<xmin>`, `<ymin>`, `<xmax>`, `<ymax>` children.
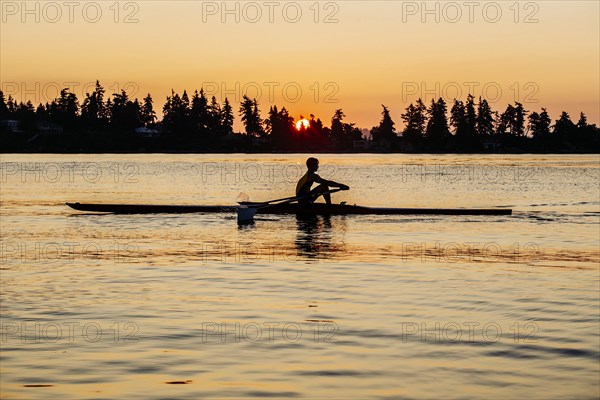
<box><xmin>306</xmin><ymin>157</ymin><xmax>319</xmax><ymax>172</ymax></box>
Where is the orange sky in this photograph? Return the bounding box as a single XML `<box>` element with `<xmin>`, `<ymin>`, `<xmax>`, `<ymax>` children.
<box><xmin>1</xmin><ymin>1</ymin><xmax>598</xmax><ymax>130</ymax></box>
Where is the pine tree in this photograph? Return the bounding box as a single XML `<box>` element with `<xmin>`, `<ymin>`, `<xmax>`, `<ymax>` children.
<box><xmin>109</xmin><ymin>89</ymin><xmax>128</xmax><ymax>127</ymax></box>
<box><xmin>554</xmin><ymin>111</ymin><xmax>576</xmax><ymax>136</ymax></box>
<box><xmin>371</xmin><ymin>105</ymin><xmax>396</xmax><ymax>145</ymax></box>
<box><xmin>239</xmin><ymin>96</ymin><xmax>263</xmax><ymax>136</ymax></box>
<box><xmin>426</xmin><ymin>98</ymin><xmax>450</xmax><ymax>147</ymax></box>
<box><xmin>140</xmin><ymin>93</ymin><xmax>156</xmax><ymax>127</ymax></box>
<box><xmin>6</xmin><ymin>95</ymin><xmax>17</xmax><ymax>114</ymax></box>
<box><xmin>191</xmin><ymin>89</ymin><xmax>209</xmax><ymax>133</ymax></box>
<box><xmin>15</xmin><ymin>101</ymin><xmax>36</xmax><ymax>131</ymax></box>
<box><xmin>81</xmin><ymin>80</ymin><xmax>107</xmax><ymax>128</ymax></box>
<box><xmin>162</xmin><ymin>91</ymin><xmax>174</xmax><ymax>132</ymax></box>
<box><xmin>35</xmin><ymin>103</ymin><xmax>46</xmax><ymax>121</ymax></box>
<box><xmin>476</xmin><ymin>97</ymin><xmax>494</xmax><ymax>135</ymax></box>
<box><xmin>401</xmin><ymin>98</ymin><xmax>427</xmax><ymax>139</ymax></box>
<box><xmin>52</xmin><ymin>88</ymin><xmax>79</xmax><ymax>128</ymax></box>
<box><xmin>512</xmin><ymin>102</ymin><xmax>528</xmax><ymax>136</ymax></box>
<box><xmin>528</xmin><ymin>108</ymin><xmax>551</xmax><ymax>138</ymax></box>
<box><xmin>266</xmin><ymin>105</ymin><xmax>295</xmax><ymax>148</ymax></box>
<box><xmin>331</xmin><ymin>109</ymin><xmax>345</xmax><ymax>141</ymax></box>
<box><xmin>252</xmin><ymin>99</ymin><xmax>264</xmax><ymax>136</ymax></box>
<box><xmin>450</xmin><ymin>99</ymin><xmax>466</xmax><ymax>135</ymax></box>
<box><xmin>265</xmin><ymin>105</ymin><xmax>278</xmax><ymax>135</ymax></box>
<box><xmin>497</xmin><ymin>104</ymin><xmax>514</xmax><ymax>135</ymax></box>
<box><xmin>208</xmin><ymin>96</ymin><xmax>221</xmax><ymax>134</ymax></box>
<box><xmin>221</xmin><ymin>97</ymin><xmax>234</xmax><ymax>135</ymax></box>
<box><xmin>0</xmin><ymin>91</ymin><xmax>10</xmax><ymax>119</ymax></box>
<box><xmin>171</xmin><ymin>91</ymin><xmax>188</xmax><ymax>133</ymax></box>
<box><xmin>330</xmin><ymin>109</ymin><xmax>361</xmax><ymax>150</ymax></box>
<box><xmin>309</xmin><ymin>114</ymin><xmax>323</xmax><ymax>134</ymax></box>
<box><xmin>464</xmin><ymin>94</ymin><xmax>477</xmax><ymax>136</ymax></box>
<box><xmin>109</xmin><ymin>90</ymin><xmax>140</xmax><ymax>130</ymax></box>
<box><xmin>576</xmin><ymin>112</ymin><xmax>588</xmax><ymax>129</ymax></box>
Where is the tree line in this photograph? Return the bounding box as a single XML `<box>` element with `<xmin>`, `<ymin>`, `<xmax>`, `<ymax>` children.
<box><xmin>380</xmin><ymin>96</ymin><xmax>598</xmax><ymax>152</ymax></box>
<box><xmin>1</xmin><ymin>80</ymin><xmax>598</xmax><ymax>153</ymax></box>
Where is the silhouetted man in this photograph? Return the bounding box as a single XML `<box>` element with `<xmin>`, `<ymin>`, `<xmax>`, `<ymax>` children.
<box><xmin>296</xmin><ymin>157</ymin><xmax>349</xmax><ymax>204</ymax></box>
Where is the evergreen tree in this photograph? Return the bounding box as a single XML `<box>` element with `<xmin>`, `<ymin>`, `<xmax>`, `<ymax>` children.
<box><xmin>181</xmin><ymin>91</ymin><xmax>190</xmax><ymax>114</ymax></box>
<box><xmin>573</xmin><ymin>112</ymin><xmax>599</xmax><ymax>147</ymax></box>
<box><xmin>190</xmin><ymin>89</ymin><xmax>209</xmax><ymax>134</ymax></box>
<box><xmin>252</xmin><ymin>99</ymin><xmax>264</xmax><ymax>136</ymax></box>
<box><xmin>128</xmin><ymin>99</ymin><xmax>142</xmax><ymax>128</ymax></box>
<box><xmin>371</xmin><ymin>105</ymin><xmax>396</xmax><ymax>145</ymax></box>
<box><xmin>0</xmin><ymin>91</ymin><xmax>9</xmax><ymax>119</ymax></box>
<box><xmin>105</xmin><ymin>98</ymin><xmax>113</xmax><ymax>119</ymax></box>
<box><xmin>172</xmin><ymin>92</ymin><xmax>188</xmax><ymax>133</ymax></box>
<box><xmin>497</xmin><ymin>104</ymin><xmax>514</xmax><ymax>135</ymax></box>
<box><xmin>309</xmin><ymin>114</ymin><xmax>323</xmax><ymax>134</ymax></box>
<box><xmin>162</xmin><ymin>91</ymin><xmax>174</xmax><ymax>132</ymax></box>
<box><xmin>239</xmin><ymin>96</ymin><xmax>263</xmax><ymax>136</ymax></box>
<box><xmin>450</xmin><ymin>99</ymin><xmax>466</xmax><ymax>135</ymax></box>
<box><xmin>266</xmin><ymin>105</ymin><xmax>295</xmax><ymax>148</ymax></box>
<box><xmin>47</xmin><ymin>89</ymin><xmax>79</xmax><ymax>128</ymax></box>
<box><xmin>512</xmin><ymin>102</ymin><xmax>527</xmax><ymax>136</ymax></box>
<box><xmin>464</xmin><ymin>94</ymin><xmax>477</xmax><ymax>136</ymax></box>
<box><xmin>426</xmin><ymin>98</ymin><xmax>450</xmax><ymax>148</ymax></box>
<box><xmin>305</xmin><ymin>113</ymin><xmax>326</xmax><ymax>149</ymax></box>
<box><xmin>401</xmin><ymin>98</ymin><xmax>427</xmax><ymax>140</ymax></box>
<box><xmin>476</xmin><ymin>97</ymin><xmax>494</xmax><ymax>135</ymax></box>
<box><xmin>330</xmin><ymin>109</ymin><xmax>361</xmax><ymax>150</ymax></box>
<box><xmin>239</xmin><ymin>95</ymin><xmax>253</xmax><ymax>135</ymax></box>
<box><xmin>331</xmin><ymin>109</ymin><xmax>345</xmax><ymax>142</ymax></box>
<box><xmin>553</xmin><ymin>111</ymin><xmax>576</xmax><ymax>137</ymax></box>
<box><xmin>208</xmin><ymin>96</ymin><xmax>222</xmax><ymax>133</ymax></box>
<box><xmin>528</xmin><ymin>108</ymin><xmax>551</xmax><ymax>138</ymax></box>
<box><xmin>576</xmin><ymin>112</ymin><xmax>588</xmax><ymax>129</ymax></box>
<box><xmin>15</xmin><ymin>101</ymin><xmax>36</xmax><ymax>131</ymax></box>
<box><xmin>35</xmin><ymin>103</ymin><xmax>47</xmax><ymax>121</ymax></box>
<box><xmin>342</xmin><ymin>120</ymin><xmax>363</xmax><ymax>149</ymax></box>
<box><xmin>264</xmin><ymin>105</ymin><xmax>278</xmax><ymax>135</ymax></box>
<box><xmin>140</xmin><ymin>93</ymin><xmax>156</xmax><ymax>127</ymax></box>
<box><xmin>6</xmin><ymin>95</ymin><xmax>17</xmax><ymax>114</ymax></box>
<box><xmin>109</xmin><ymin>90</ymin><xmax>128</xmax><ymax>127</ymax></box>
<box><xmin>162</xmin><ymin>90</ymin><xmax>190</xmax><ymax>134</ymax></box>
<box><xmin>81</xmin><ymin>80</ymin><xmax>107</xmax><ymax>128</ymax></box>
<box><xmin>220</xmin><ymin>97</ymin><xmax>234</xmax><ymax>135</ymax></box>
<box><xmin>109</xmin><ymin>90</ymin><xmax>140</xmax><ymax>130</ymax></box>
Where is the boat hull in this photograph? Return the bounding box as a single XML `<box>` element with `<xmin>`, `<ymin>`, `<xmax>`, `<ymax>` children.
<box><xmin>66</xmin><ymin>202</ymin><xmax>512</xmax><ymax>216</ymax></box>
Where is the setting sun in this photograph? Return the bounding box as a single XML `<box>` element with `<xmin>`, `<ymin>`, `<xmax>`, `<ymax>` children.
<box><xmin>296</xmin><ymin>119</ymin><xmax>310</xmax><ymax>130</ymax></box>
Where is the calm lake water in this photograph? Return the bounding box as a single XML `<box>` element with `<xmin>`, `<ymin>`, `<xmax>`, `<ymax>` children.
<box><xmin>1</xmin><ymin>154</ymin><xmax>599</xmax><ymax>399</ymax></box>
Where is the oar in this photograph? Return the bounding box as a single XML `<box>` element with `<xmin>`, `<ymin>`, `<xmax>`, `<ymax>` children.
<box><xmin>237</xmin><ymin>188</ymin><xmax>344</xmax><ymax>224</ymax></box>
<box><xmin>237</xmin><ymin>192</ymin><xmax>304</xmax><ymax>206</ymax></box>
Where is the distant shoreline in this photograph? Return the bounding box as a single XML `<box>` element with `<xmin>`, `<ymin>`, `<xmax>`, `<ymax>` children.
<box><xmin>2</xmin><ymin>86</ymin><xmax>598</xmax><ymax>154</ymax></box>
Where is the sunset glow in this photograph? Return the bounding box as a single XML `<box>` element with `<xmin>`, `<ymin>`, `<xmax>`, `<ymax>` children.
<box><xmin>295</xmin><ymin>119</ymin><xmax>310</xmax><ymax>131</ymax></box>
<box><xmin>1</xmin><ymin>2</ymin><xmax>597</xmax><ymax>129</ymax></box>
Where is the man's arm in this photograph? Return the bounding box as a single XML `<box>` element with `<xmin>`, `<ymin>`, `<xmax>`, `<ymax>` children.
<box><xmin>314</xmin><ymin>174</ymin><xmax>349</xmax><ymax>190</ymax></box>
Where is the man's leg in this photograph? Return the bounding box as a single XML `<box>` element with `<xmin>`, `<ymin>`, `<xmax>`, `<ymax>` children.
<box><xmin>311</xmin><ymin>184</ymin><xmax>331</xmax><ymax>204</ymax></box>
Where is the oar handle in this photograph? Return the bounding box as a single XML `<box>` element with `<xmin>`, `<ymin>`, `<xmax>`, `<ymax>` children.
<box><xmin>251</xmin><ymin>193</ymin><xmax>301</xmax><ymax>205</ymax></box>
